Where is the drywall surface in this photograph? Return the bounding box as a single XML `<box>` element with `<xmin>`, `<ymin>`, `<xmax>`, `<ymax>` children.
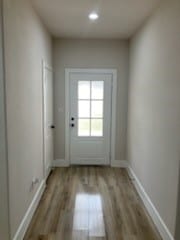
<box><xmin>3</xmin><ymin>0</ymin><xmax>52</xmax><ymax>237</ymax></box>
<box><xmin>0</xmin><ymin>0</ymin><xmax>9</xmax><ymax>239</ymax></box>
<box><xmin>128</xmin><ymin>0</ymin><xmax>180</xmax><ymax>236</ymax></box>
<box><xmin>53</xmin><ymin>39</ymin><xmax>129</xmax><ymax>161</ymax></box>
<box><xmin>175</xmin><ymin>169</ymin><xmax>180</xmax><ymax>240</ymax></box>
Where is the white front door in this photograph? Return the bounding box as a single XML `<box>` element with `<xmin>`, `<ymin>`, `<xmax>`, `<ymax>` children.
<box><xmin>69</xmin><ymin>72</ymin><xmax>112</xmax><ymax>165</ymax></box>
<box><xmin>43</xmin><ymin>63</ymin><xmax>54</xmax><ymax>177</ymax></box>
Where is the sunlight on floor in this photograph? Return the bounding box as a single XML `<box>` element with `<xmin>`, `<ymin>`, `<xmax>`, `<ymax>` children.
<box><xmin>73</xmin><ymin>193</ymin><xmax>106</xmax><ymax>237</ymax></box>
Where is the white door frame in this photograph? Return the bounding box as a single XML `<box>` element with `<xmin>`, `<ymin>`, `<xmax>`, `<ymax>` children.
<box><xmin>42</xmin><ymin>60</ymin><xmax>53</xmax><ymax>179</ymax></box>
<box><xmin>65</xmin><ymin>68</ymin><xmax>117</xmax><ymax>166</ymax></box>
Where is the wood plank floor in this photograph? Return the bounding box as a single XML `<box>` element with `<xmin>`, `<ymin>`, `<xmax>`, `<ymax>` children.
<box><xmin>24</xmin><ymin>167</ymin><xmax>162</xmax><ymax>240</ymax></box>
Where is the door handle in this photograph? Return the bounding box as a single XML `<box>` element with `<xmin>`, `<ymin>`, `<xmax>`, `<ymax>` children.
<box><xmin>51</xmin><ymin>125</ymin><xmax>55</xmax><ymax>129</ymax></box>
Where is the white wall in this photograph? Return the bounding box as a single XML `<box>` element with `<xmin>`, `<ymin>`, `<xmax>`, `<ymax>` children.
<box><xmin>128</xmin><ymin>0</ymin><xmax>180</xmax><ymax>236</ymax></box>
<box><xmin>3</xmin><ymin>0</ymin><xmax>52</xmax><ymax>237</ymax></box>
<box><xmin>175</xmin><ymin>176</ymin><xmax>180</xmax><ymax>239</ymax></box>
<box><xmin>0</xmin><ymin>0</ymin><xmax>9</xmax><ymax>239</ymax></box>
<box><xmin>53</xmin><ymin>39</ymin><xmax>129</xmax><ymax>162</ymax></box>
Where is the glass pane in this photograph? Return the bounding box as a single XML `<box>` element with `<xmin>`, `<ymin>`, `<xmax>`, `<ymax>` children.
<box><xmin>78</xmin><ymin>81</ymin><xmax>90</xmax><ymax>99</ymax></box>
<box><xmin>78</xmin><ymin>101</ymin><xmax>90</xmax><ymax>118</ymax></box>
<box><xmin>91</xmin><ymin>101</ymin><xmax>103</xmax><ymax>118</ymax></box>
<box><xmin>78</xmin><ymin>119</ymin><xmax>90</xmax><ymax>136</ymax></box>
<box><xmin>91</xmin><ymin>119</ymin><xmax>103</xmax><ymax>137</ymax></box>
<box><xmin>91</xmin><ymin>81</ymin><xmax>104</xmax><ymax>99</ymax></box>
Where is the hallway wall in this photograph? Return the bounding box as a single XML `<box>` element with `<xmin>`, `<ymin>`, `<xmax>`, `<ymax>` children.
<box><xmin>175</xmin><ymin>169</ymin><xmax>180</xmax><ymax>239</ymax></box>
<box><xmin>53</xmin><ymin>39</ymin><xmax>129</xmax><ymax>162</ymax></box>
<box><xmin>3</xmin><ymin>0</ymin><xmax>52</xmax><ymax>237</ymax></box>
<box><xmin>0</xmin><ymin>1</ymin><xmax>9</xmax><ymax>239</ymax></box>
<box><xmin>128</xmin><ymin>0</ymin><xmax>180</xmax><ymax>236</ymax></box>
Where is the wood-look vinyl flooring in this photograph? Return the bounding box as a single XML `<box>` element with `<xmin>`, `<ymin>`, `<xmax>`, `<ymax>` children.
<box><xmin>24</xmin><ymin>167</ymin><xmax>162</xmax><ymax>240</ymax></box>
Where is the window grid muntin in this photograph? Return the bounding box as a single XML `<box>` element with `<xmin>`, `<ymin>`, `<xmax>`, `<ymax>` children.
<box><xmin>78</xmin><ymin>80</ymin><xmax>104</xmax><ymax>137</ymax></box>
<box><xmin>90</xmin><ymin>81</ymin><xmax>92</xmax><ymax>136</ymax></box>
<box><xmin>91</xmin><ymin>100</ymin><xmax>103</xmax><ymax>118</ymax></box>
<box><xmin>91</xmin><ymin>81</ymin><xmax>104</xmax><ymax>100</ymax></box>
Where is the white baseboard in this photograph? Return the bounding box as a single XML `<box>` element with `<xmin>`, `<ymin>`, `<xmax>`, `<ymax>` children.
<box><xmin>53</xmin><ymin>159</ymin><xmax>128</xmax><ymax>168</ymax></box>
<box><xmin>127</xmin><ymin>167</ymin><xmax>174</xmax><ymax>240</ymax></box>
<box><xmin>111</xmin><ymin>160</ymin><xmax>128</xmax><ymax>168</ymax></box>
<box><xmin>11</xmin><ymin>161</ymin><xmax>174</xmax><ymax>240</ymax></box>
<box><xmin>45</xmin><ymin>165</ymin><xmax>52</xmax><ymax>181</ymax></box>
<box><xmin>52</xmin><ymin>159</ymin><xmax>69</xmax><ymax>167</ymax></box>
<box><xmin>13</xmin><ymin>180</ymin><xmax>46</xmax><ymax>240</ymax></box>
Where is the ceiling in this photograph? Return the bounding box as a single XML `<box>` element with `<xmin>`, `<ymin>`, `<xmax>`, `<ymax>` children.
<box><xmin>32</xmin><ymin>0</ymin><xmax>161</xmax><ymax>39</ymax></box>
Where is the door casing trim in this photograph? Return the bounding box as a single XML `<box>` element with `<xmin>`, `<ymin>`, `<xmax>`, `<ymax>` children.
<box><xmin>42</xmin><ymin>60</ymin><xmax>53</xmax><ymax>180</ymax></box>
<box><xmin>65</xmin><ymin>68</ymin><xmax>117</xmax><ymax>166</ymax></box>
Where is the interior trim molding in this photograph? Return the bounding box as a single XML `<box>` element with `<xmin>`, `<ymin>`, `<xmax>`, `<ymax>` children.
<box><xmin>127</xmin><ymin>166</ymin><xmax>174</xmax><ymax>240</ymax></box>
<box><xmin>65</xmin><ymin>68</ymin><xmax>117</xmax><ymax>166</ymax></box>
<box><xmin>52</xmin><ymin>159</ymin><xmax>69</xmax><ymax>167</ymax></box>
<box><xmin>42</xmin><ymin>60</ymin><xmax>53</xmax><ymax>180</ymax></box>
<box><xmin>53</xmin><ymin>159</ymin><xmax>128</xmax><ymax>168</ymax></box>
<box><xmin>13</xmin><ymin>180</ymin><xmax>46</xmax><ymax>240</ymax></box>
<box><xmin>45</xmin><ymin>166</ymin><xmax>52</xmax><ymax>181</ymax></box>
<box><xmin>111</xmin><ymin>160</ymin><xmax>128</xmax><ymax>168</ymax></box>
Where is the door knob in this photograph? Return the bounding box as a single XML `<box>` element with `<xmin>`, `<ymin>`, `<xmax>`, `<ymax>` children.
<box><xmin>51</xmin><ymin>125</ymin><xmax>55</xmax><ymax>129</ymax></box>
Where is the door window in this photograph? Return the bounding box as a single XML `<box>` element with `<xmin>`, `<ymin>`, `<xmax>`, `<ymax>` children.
<box><xmin>78</xmin><ymin>80</ymin><xmax>104</xmax><ymax>137</ymax></box>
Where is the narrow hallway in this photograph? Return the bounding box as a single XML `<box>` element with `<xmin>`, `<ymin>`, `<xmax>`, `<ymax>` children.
<box><xmin>1</xmin><ymin>1</ymin><xmax>180</xmax><ymax>240</ymax></box>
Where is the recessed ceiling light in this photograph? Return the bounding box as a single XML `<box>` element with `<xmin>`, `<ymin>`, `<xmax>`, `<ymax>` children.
<box><xmin>89</xmin><ymin>12</ymin><xmax>99</xmax><ymax>21</ymax></box>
